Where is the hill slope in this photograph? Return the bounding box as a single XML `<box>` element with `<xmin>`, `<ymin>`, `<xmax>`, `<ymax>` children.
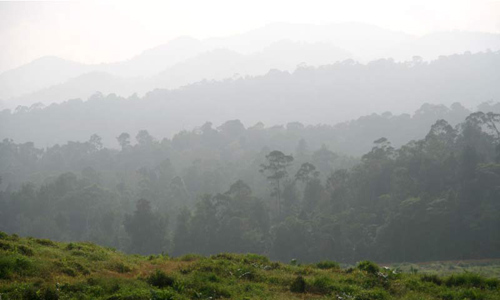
<box><xmin>1</xmin><ymin>232</ymin><xmax>499</xmax><ymax>299</ymax></box>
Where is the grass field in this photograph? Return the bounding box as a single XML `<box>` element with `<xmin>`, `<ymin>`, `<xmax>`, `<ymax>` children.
<box><xmin>390</xmin><ymin>260</ymin><xmax>500</xmax><ymax>279</ymax></box>
<box><xmin>1</xmin><ymin>231</ymin><xmax>499</xmax><ymax>299</ymax></box>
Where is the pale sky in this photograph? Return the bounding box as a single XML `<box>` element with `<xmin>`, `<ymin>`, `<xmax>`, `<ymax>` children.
<box><xmin>0</xmin><ymin>0</ymin><xmax>499</xmax><ymax>73</ymax></box>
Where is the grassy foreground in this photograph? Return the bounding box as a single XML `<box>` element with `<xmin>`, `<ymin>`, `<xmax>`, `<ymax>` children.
<box><xmin>0</xmin><ymin>232</ymin><xmax>499</xmax><ymax>299</ymax></box>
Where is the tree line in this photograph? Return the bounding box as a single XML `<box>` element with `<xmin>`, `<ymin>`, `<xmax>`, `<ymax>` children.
<box><xmin>1</xmin><ymin>111</ymin><xmax>500</xmax><ymax>263</ymax></box>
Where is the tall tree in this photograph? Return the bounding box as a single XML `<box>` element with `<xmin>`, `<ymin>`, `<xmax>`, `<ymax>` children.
<box><xmin>116</xmin><ymin>132</ymin><xmax>131</xmax><ymax>150</ymax></box>
<box><xmin>260</xmin><ymin>150</ymin><xmax>294</xmax><ymax>215</ymax></box>
<box><xmin>124</xmin><ymin>199</ymin><xmax>168</xmax><ymax>255</ymax></box>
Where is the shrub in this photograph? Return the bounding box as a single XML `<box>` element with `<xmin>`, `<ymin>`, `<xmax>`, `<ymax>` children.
<box><xmin>35</xmin><ymin>238</ymin><xmax>57</xmax><ymax>247</ymax></box>
<box><xmin>243</xmin><ymin>253</ymin><xmax>270</xmax><ymax>265</ymax></box>
<box><xmin>0</xmin><ymin>256</ymin><xmax>14</xmax><ymax>279</ymax></box>
<box><xmin>17</xmin><ymin>245</ymin><xmax>34</xmax><ymax>256</ymax></box>
<box><xmin>316</xmin><ymin>260</ymin><xmax>340</xmax><ymax>270</ymax></box>
<box><xmin>357</xmin><ymin>261</ymin><xmax>380</xmax><ymax>274</ymax></box>
<box><xmin>66</xmin><ymin>243</ymin><xmax>77</xmax><ymax>250</ymax></box>
<box><xmin>178</xmin><ymin>254</ymin><xmax>203</xmax><ymax>262</ymax></box>
<box><xmin>460</xmin><ymin>288</ymin><xmax>486</xmax><ymax>300</ymax></box>
<box><xmin>112</xmin><ymin>262</ymin><xmax>132</xmax><ymax>273</ymax></box>
<box><xmin>194</xmin><ymin>282</ymin><xmax>231</xmax><ymax>299</ymax></box>
<box><xmin>62</xmin><ymin>267</ymin><xmax>77</xmax><ymax>277</ymax></box>
<box><xmin>0</xmin><ymin>255</ymin><xmax>32</xmax><ymax>279</ymax></box>
<box><xmin>42</xmin><ymin>287</ymin><xmax>60</xmax><ymax>300</ymax></box>
<box><xmin>485</xmin><ymin>278</ymin><xmax>499</xmax><ymax>289</ymax></box>
<box><xmin>0</xmin><ymin>240</ymin><xmax>12</xmax><ymax>251</ymax></box>
<box><xmin>290</xmin><ymin>276</ymin><xmax>306</xmax><ymax>293</ymax></box>
<box><xmin>445</xmin><ymin>273</ymin><xmax>486</xmax><ymax>288</ymax></box>
<box><xmin>420</xmin><ymin>274</ymin><xmax>443</xmax><ymax>285</ymax></box>
<box><xmin>147</xmin><ymin>269</ymin><xmax>175</xmax><ymax>288</ymax></box>
<box><xmin>309</xmin><ymin>276</ymin><xmax>334</xmax><ymax>294</ymax></box>
<box><xmin>356</xmin><ymin>288</ymin><xmax>389</xmax><ymax>300</ymax></box>
<box><xmin>150</xmin><ymin>289</ymin><xmax>175</xmax><ymax>300</ymax></box>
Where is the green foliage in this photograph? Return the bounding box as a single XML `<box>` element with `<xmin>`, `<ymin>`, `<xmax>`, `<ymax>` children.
<box><xmin>290</xmin><ymin>276</ymin><xmax>306</xmax><ymax>293</ymax></box>
<box><xmin>0</xmin><ymin>254</ymin><xmax>32</xmax><ymax>279</ymax></box>
<box><xmin>2</xmin><ymin>110</ymin><xmax>500</xmax><ymax>268</ymax></box>
<box><xmin>147</xmin><ymin>270</ymin><xmax>175</xmax><ymax>288</ymax></box>
<box><xmin>178</xmin><ymin>254</ymin><xmax>203</xmax><ymax>262</ymax></box>
<box><xmin>444</xmin><ymin>272</ymin><xmax>499</xmax><ymax>289</ymax></box>
<box><xmin>150</xmin><ymin>289</ymin><xmax>176</xmax><ymax>300</ymax></box>
<box><xmin>35</xmin><ymin>238</ymin><xmax>57</xmax><ymax>247</ymax></box>
<box><xmin>357</xmin><ymin>261</ymin><xmax>380</xmax><ymax>274</ymax></box>
<box><xmin>0</xmin><ymin>239</ymin><xmax>13</xmax><ymax>251</ymax></box>
<box><xmin>0</xmin><ymin>231</ymin><xmax>8</xmax><ymax>239</ymax></box>
<box><xmin>110</xmin><ymin>262</ymin><xmax>132</xmax><ymax>273</ymax></box>
<box><xmin>309</xmin><ymin>275</ymin><xmax>334</xmax><ymax>294</ymax></box>
<box><xmin>17</xmin><ymin>244</ymin><xmax>35</xmax><ymax>256</ymax></box>
<box><xmin>420</xmin><ymin>274</ymin><xmax>443</xmax><ymax>285</ymax></box>
<box><xmin>316</xmin><ymin>260</ymin><xmax>340</xmax><ymax>270</ymax></box>
<box><xmin>0</xmin><ymin>235</ymin><xmax>500</xmax><ymax>300</ymax></box>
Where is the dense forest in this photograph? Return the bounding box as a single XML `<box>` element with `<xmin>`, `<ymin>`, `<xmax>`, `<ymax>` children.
<box><xmin>1</xmin><ymin>109</ymin><xmax>499</xmax><ymax>264</ymax></box>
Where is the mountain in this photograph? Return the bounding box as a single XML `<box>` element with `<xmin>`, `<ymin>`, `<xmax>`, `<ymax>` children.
<box><xmin>0</xmin><ymin>37</ymin><xmax>208</xmax><ymax>104</ymax></box>
<box><xmin>5</xmin><ymin>41</ymin><xmax>352</xmax><ymax>107</ymax></box>
<box><xmin>9</xmin><ymin>72</ymin><xmax>139</xmax><ymax>107</ymax></box>
<box><xmin>0</xmin><ymin>56</ymin><xmax>89</xmax><ymax>100</ymax></box>
<box><xmin>99</xmin><ymin>36</ymin><xmax>208</xmax><ymax>77</ymax></box>
<box><xmin>386</xmin><ymin>31</ymin><xmax>500</xmax><ymax>61</ymax></box>
<box><xmin>2</xmin><ymin>23</ymin><xmax>500</xmax><ymax>108</ymax></box>
<box><xmin>204</xmin><ymin>22</ymin><xmax>415</xmax><ymax>60</ymax></box>
<box><xmin>1</xmin><ymin>51</ymin><xmax>499</xmax><ymax>148</ymax></box>
<box><xmin>152</xmin><ymin>40</ymin><xmax>352</xmax><ymax>89</ymax></box>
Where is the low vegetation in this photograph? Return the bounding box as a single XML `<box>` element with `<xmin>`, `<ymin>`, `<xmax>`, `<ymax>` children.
<box><xmin>1</xmin><ymin>232</ymin><xmax>499</xmax><ymax>300</ymax></box>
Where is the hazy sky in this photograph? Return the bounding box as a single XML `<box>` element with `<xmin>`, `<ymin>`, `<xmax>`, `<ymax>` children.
<box><xmin>0</xmin><ymin>0</ymin><xmax>499</xmax><ymax>73</ymax></box>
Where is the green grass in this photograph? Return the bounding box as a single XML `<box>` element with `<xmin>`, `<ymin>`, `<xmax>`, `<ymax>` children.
<box><xmin>390</xmin><ymin>260</ymin><xmax>500</xmax><ymax>278</ymax></box>
<box><xmin>0</xmin><ymin>231</ymin><xmax>499</xmax><ymax>299</ymax></box>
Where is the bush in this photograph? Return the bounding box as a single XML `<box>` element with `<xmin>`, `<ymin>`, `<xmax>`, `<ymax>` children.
<box><xmin>460</xmin><ymin>288</ymin><xmax>486</xmax><ymax>300</ymax></box>
<box><xmin>17</xmin><ymin>245</ymin><xmax>34</xmax><ymax>256</ymax></box>
<box><xmin>178</xmin><ymin>254</ymin><xmax>203</xmax><ymax>262</ymax></box>
<box><xmin>445</xmin><ymin>273</ymin><xmax>486</xmax><ymax>288</ymax></box>
<box><xmin>62</xmin><ymin>267</ymin><xmax>77</xmax><ymax>277</ymax></box>
<box><xmin>290</xmin><ymin>276</ymin><xmax>306</xmax><ymax>293</ymax></box>
<box><xmin>356</xmin><ymin>288</ymin><xmax>389</xmax><ymax>300</ymax></box>
<box><xmin>243</xmin><ymin>253</ymin><xmax>270</xmax><ymax>265</ymax></box>
<box><xmin>0</xmin><ymin>256</ymin><xmax>14</xmax><ymax>279</ymax></box>
<box><xmin>35</xmin><ymin>238</ymin><xmax>57</xmax><ymax>247</ymax></box>
<box><xmin>150</xmin><ymin>289</ymin><xmax>175</xmax><ymax>300</ymax></box>
<box><xmin>0</xmin><ymin>231</ymin><xmax>8</xmax><ymax>239</ymax></box>
<box><xmin>111</xmin><ymin>262</ymin><xmax>132</xmax><ymax>273</ymax></box>
<box><xmin>147</xmin><ymin>269</ymin><xmax>175</xmax><ymax>288</ymax></box>
<box><xmin>194</xmin><ymin>282</ymin><xmax>231</xmax><ymax>299</ymax></box>
<box><xmin>420</xmin><ymin>274</ymin><xmax>443</xmax><ymax>285</ymax></box>
<box><xmin>309</xmin><ymin>276</ymin><xmax>334</xmax><ymax>294</ymax></box>
<box><xmin>357</xmin><ymin>261</ymin><xmax>380</xmax><ymax>274</ymax></box>
<box><xmin>0</xmin><ymin>240</ymin><xmax>12</xmax><ymax>251</ymax></box>
<box><xmin>316</xmin><ymin>260</ymin><xmax>340</xmax><ymax>270</ymax></box>
<box><xmin>0</xmin><ymin>255</ymin><xmax>32</xmax><ymax>279</ymax></box>
<box><xmin>42</xmin><ymin>287</ymin><xmax>60</xmax><ymax>300</ymax></box>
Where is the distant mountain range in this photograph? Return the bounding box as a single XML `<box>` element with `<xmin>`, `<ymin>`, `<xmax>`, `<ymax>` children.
<box><xmin>1</xmin><ymin>50</ymin><xmax>499</xmax><ymax>149</ymax></box>
<box><xmin>0</xmin><ymin>22</ymin><xmax>499</xmax><ymax>109</ymax></box>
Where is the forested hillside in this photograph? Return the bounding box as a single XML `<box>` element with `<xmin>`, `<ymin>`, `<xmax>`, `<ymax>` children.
<box><xmin>1</xmin><ymin>111</ymin><xmax>499</xmax><ymax>264</ymax></box>
<box><xmin>2</xmin><ymin>51</ymin><xmax>500</xmax><ymax>148</ymax></box>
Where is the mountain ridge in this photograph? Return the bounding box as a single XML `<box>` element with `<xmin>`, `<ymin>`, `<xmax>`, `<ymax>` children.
<box><xmin>2</xmin><ymin>23</ymin><xmax>500</xmax><ymax>108</ymax></box>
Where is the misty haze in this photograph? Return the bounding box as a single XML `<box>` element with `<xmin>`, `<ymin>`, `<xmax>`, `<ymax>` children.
<box><xmin>1</xmin><ymin>1</ymin><xmax>500</xmax><ymax>299</ymax></box>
